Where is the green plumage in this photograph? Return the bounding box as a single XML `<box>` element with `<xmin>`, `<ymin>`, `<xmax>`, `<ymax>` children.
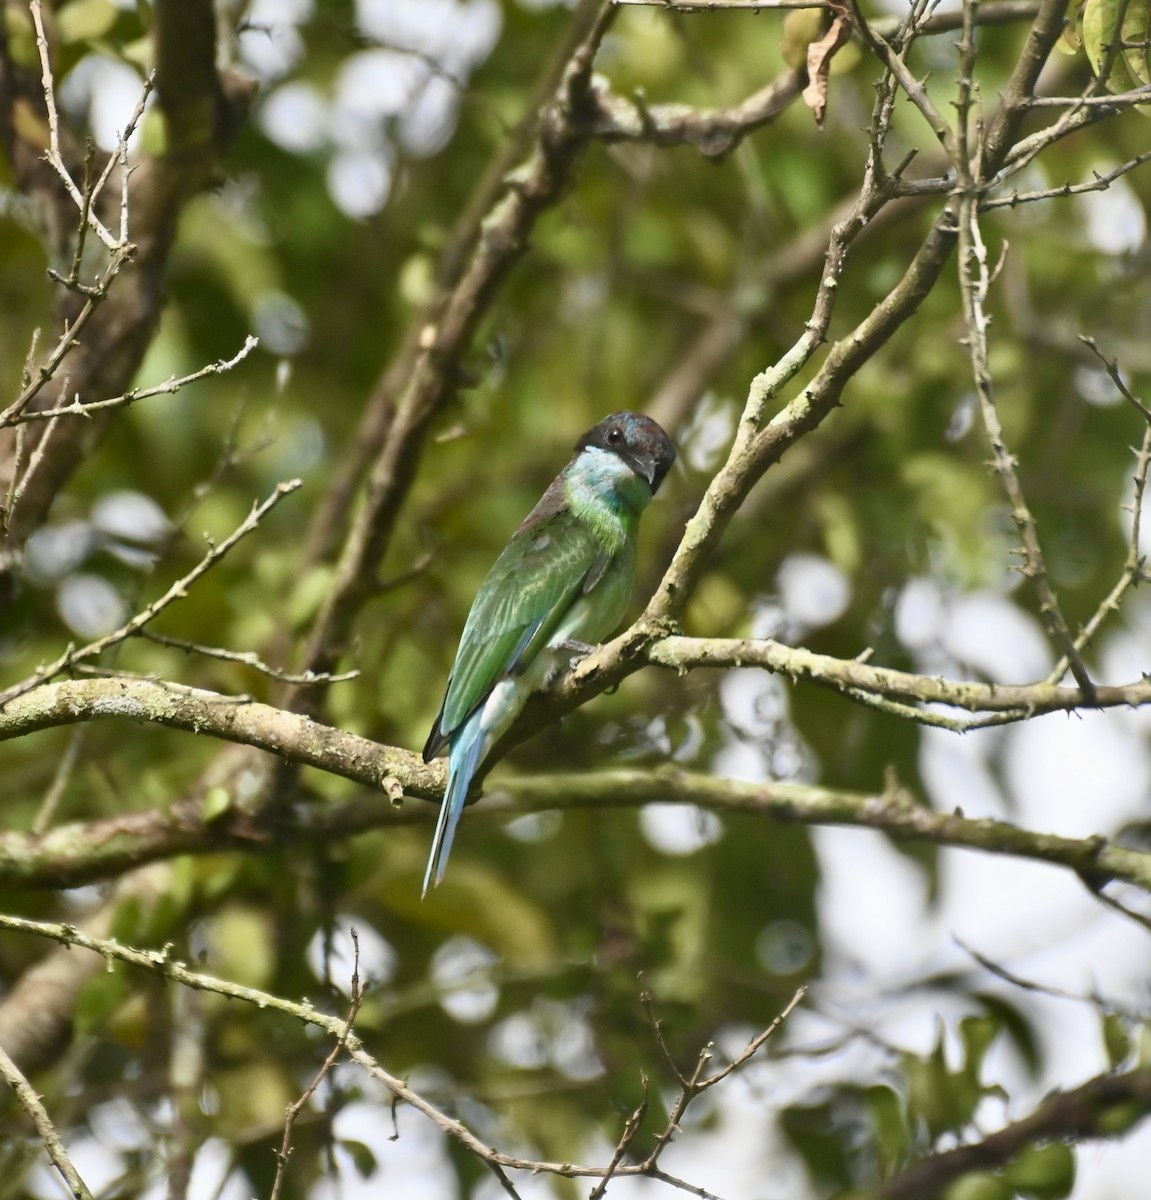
<box><xmin>431</xmin><ymin>518</ymin><xmax>629</xmax><ymax>748</ymax></box>
<box><xmin>422</xmin><ymin>412</ymin><xmax>677</xmax><ymax>894</ymax></box>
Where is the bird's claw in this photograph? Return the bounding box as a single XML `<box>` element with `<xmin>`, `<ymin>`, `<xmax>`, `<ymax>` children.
<box><xmin>557</xmin><ymin>637</ymin><xmax>597</xmax><ymax>665</ymax></box>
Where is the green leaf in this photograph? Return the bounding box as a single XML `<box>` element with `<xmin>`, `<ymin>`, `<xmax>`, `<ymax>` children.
<box><xmin>56</xmin><ymin>0</ymin><xmax>119</xmax><ymax>43</ymax></box>
<box><xmin>1058</xmin><ymin>0</ymin><xmax>1086</xmax><ymax>51</ymax></box>
<box><xmin>905</xmin><ymin>1037</ymin><xmax>956</xmax><ymax>1138</ymax></box>
<box><xmin>866</xmin><ymin>1084</ymin><xmax>910</xmax><ymax>1173</ymax></box>
<box><xmin>974</xmin><ymin>992</ymin><xmax>1043</xmax><ymax>1075</ymax></box>
<box><xmin>781</xmin><ymin>9</ymin><xmax>827</xmax><ymax>72</ymax></box>
<box><xmin>202</xmin><ymin>784</ymin><xmax>233</xmax><ymax>822</ymax></box>
<box><xmin>1096</xmin><ymin>1100</ymin><xmax>1146</xmax><ymax>1135</ymax></box>
<box><xmin>779</xmin><ymin>1099</ymin><xmax>854</xmax><ymax>1190</ymax></box>
<box><xmin>210</xmin><ymin>906</ymin><xmax>278</xmax><ymax>989</ymax></box>
<box><xmin>1082</xmin><ymin>0</ymin><xmax>1151</xmax><ymax>95</ymax></box>
<box><xmin>944</xmin><ymin>1172</ymin><xmax>1014</xmax><ymax>1200</ymax></box>
<box><xmin>75</xmin><ymin>969</ymin><xmax>129</xmax><ymax>1036</ymax></box>
<box><xmin>340</xmin><ymin>1139</ymin><xmax>378</xmax><ymax>1179</ymax></box>
<box><xmin>959</xmin><ymin>1014</ymin><xmax>999</xmax><ymax>1078</ymax></box>
<box><xmin>1003</xmin><ymin>1141</ymin><xmax>1076</xmax><ymax>1199</ymax></box>
<box><xmin>1102</xmin><ymin>1011</ymin><xmax>1133</xmax><ymax>1068</ymax></box>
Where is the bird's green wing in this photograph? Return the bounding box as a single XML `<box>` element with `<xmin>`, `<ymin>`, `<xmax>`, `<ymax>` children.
<box><xmin>427</xmin><ymin>514</ymin><xmax>606</xmax><ymax>755</ymax></box>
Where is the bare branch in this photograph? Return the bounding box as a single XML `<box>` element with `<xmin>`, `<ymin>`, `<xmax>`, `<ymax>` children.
<box><xmin>0</xmin><ymin>1039</ymin><xmax>94</xmax><ymax>1200</ymax></box>
<box><xmin>138</xmin><ymin>630</ymin><xmax>359</xmax><ymax>686</ymax></box>
<box><xmin>614</xmin><ymin>0</ymin><xmax>829</xmax><ymax>8</ymax></box>
<box><xmin>270</xmin><ymin>933</ymin><xmax>365</xmax><ymax>1200</ymax></box>
<box><xmin>589</xmin><ymin>1084</ymin><xmax>649</xmax><ymax>1200</ymax></box>
<box><xmin>957</xmin><ymin>197</ymin><xmax>1095</xmax><ymax>696</ymax></box>
<box><xmin>582</xmin><ymin>70</ymin><xmax>804</xmax><ymax>157</ymax></box>
<box><xmin>5</xmin><ymin>242</ymin><xmax>136</xmax><ymax>425</ymax></box>
<box><xmin>0</xmin><ymin>708</ymin><xmax>1148</xmax><ymax>898</ymax></box>
<box><xmin>619</xmin><ymin>0</ymin><xmax>1044</xmax><ymax>32</ymax></box>
<box><xmin>0</xmin><ymin>912</ymin><xmax>783</xmax><ymax>1195</ymax></box>
<box><xmin>980</xmin><ymin>0</ymin><xmax>1071</xmax><ymax>172</ymax></box>
<box><xmin>0</xmin><ymin>0</ymin><xmax>255</xmax><ymax>570</ymax></box>
<box><xmin>31</xmin><ymin>727</ymin><xmax>86</xmax><ymax>835</ymax></box>
<box><xmin>959</xmin><ymin>937</ymin><xmax>1151</xmax><ymax>1017</ymax></box>
<box><xmin>982</xmin><ymin>148</ymin><xmax>1151</xmax><ymax>211</ymax></box>
<box><xmin>0</xmin><ymin>336</ymin><xmax>259</xmax><ymax>428</ymax></box>
<box><xmin>1039</xmin><ymin>343</ymin><xmax>1151</xmax><ymax>685</ymax></box>
<box><xmin>29</xmin><ymin>0</ymin><xmax>119</xmax><ymax>250</ymax></box>
<box><xmin>848</xmin><ymin>0</ymin><xmax>961</xmax><ymax>165</ymax></box>
<box><xmin>0</xmin><ymin>478</ymin><xmax>302</xmax><ymax>707</ymax></box>
<box><xmin>637</xmin><ymin>986</ymin><xmax>806</xmax><ymax>1182</ymax></box>
<box><xmin>292</xmin><ymin>0</ymin><xmax>619</xmax><ymax>688</ymax></box>
<box><xmin>643</xmin><ymin>203</ymin><xmax>958</xmax><ymax>626</ymax></box>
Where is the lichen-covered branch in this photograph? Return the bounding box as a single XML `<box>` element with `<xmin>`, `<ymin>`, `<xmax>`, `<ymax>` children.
<box><xmin>1</xmin><ymin>679</ymin><xmax>1149</xmax><ymax>894</ymax></box>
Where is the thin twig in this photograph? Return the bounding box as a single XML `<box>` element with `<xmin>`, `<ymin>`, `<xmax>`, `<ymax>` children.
<box><xmin>615</xmin><ymin>0</ymin><xmax>1041</xmax><ymax>23</ymax></box>
<box><xmin>0</xmin><ymin>912</ymin><xmax>748</xmax><ymax>1196</ymax></box>
<box><xmin>958</xmin><ymin>936</ymin><xmax>1151</xmax><ymax>1016</ymax></box>
<box><xmin>1024</xmin><ymin>86</ymin><xmax>1151</xmax><ymax>107</ymax></box>
<box><xmin>637</xmin><ymin>986</ymin><xmax>806</xmax><ymax>1178</ymax></box>
<box><xmin>641</xmin><ymin>977</ymin><xmax>690</xmax><ymax>1086</ymax></box>
<box><xmin>31</xmin><ymin>727</ymin><xmax>87</xmax><ymax>834</ymax></box>
<box><xmin>486</xmin><ymin>1162</ymin><xmax>525</xmax><ymax>1200</ymax></box>
<box><xmin>1080</xmin><ymin>335</ymin><xmax>1151</xmax><ymax>427</ymax></box>
<box><xmin>91</xmin><ymin>72</ymin><xmax>154</xmax><ymax>232</ymax></box>
<box><xmin>5</xmin><ymin>244</ymin><xmax>135</xmax><ymax>423</ymax></box>
<box><xmin>270</xmin><ymin>932</ymin><xmax>365</xmax><ymax>1200</ymax></box>
<box><xmin>29</xmin><ymin>0</ymin><xmax>119</xmax><ymax>250</ymax></box>
<box><xmin>0</xmin><ymin>337</ymin><xmax>259</xmax><ymax>428</ymax></box>
<box><xmin>957</xmin><ymin>193</ymin><xmax>1095</xmax><ymax>697</ymax></box>
<box><xmin>0</xmin><ymin>1039</ymin><xmax>95</xmax><ymax>1200</ymax></box>
<box><xmin>138</xmin><ymin>631</ymin><xmax>359</xmax><ymax>685</ymax></box>
<box><xmin>982</xmin><ymin>149</ymin><xmax>1151</xmax><ymax>211</ymax></box>
<box><xmin>1038</xmin><ymin>341</ymin><xmax>1151</xmax><ymax>685</ymax></box>
<box><xmin>588</xmin><ymin>1083</ymin><xmax>649</xmax><ymax>1200</ymax></box>
<box><xmin>849</xmin><ymin>0</ymin><xmax>961</xmax><ymax>166</ymax></box>
<box><xmin>1081</xmin><ymin>878</ymin><xmax>1151</xmax><ymax>935</ymax></box>
<box><xmin>614</xmin><ymin>0</ymin><xmax>831</xmax><ymax>7</ymax></box>
<box><xmin>0</xmin><ymin>479</ymin><xmax>303</xmax><ymax>708</ymax></box>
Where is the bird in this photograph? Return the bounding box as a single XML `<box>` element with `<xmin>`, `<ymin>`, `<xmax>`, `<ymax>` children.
<box><xmin>421</xmin><ymin>411</ymin><xmax>677</xmax><ymax>895</ymax></box>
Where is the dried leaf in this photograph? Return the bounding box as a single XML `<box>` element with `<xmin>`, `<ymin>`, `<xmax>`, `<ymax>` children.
<box><xmin>802</xmin><ymin>8</ymin><xmax>853</xmax><ymax>127</ymax></box>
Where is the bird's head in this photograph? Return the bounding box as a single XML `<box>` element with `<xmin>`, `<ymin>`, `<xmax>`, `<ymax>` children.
<box><xmin>576</xmin><ymin>412</ymin><xmax>677</xmax><ymax>496</ymax></box>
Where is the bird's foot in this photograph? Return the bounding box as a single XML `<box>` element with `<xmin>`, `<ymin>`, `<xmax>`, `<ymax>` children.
<box><xmin>557</xmin><ymin>638</ymin><xmax>597</xmax><ymax>663</ymax></box>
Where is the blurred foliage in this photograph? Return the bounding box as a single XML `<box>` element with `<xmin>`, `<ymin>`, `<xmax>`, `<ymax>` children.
<box><xmin>2</xmin><ymin>0</ymin><xmax>1151</xmax><ymax>1197</ymax></box>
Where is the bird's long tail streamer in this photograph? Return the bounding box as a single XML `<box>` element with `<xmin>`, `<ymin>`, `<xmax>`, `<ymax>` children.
<box><xmin>422</xmin><ymin>711</ymin><xmax>486</xmax><ymax>896</ymax></box>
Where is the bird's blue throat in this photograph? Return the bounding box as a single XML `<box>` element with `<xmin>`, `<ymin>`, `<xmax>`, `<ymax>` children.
<box><xmin>562</xmin><ymin>446</ymin><xmax>651</xmax><ymax>555</ymax></box>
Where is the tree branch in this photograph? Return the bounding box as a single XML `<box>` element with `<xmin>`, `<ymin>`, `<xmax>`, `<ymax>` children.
<box><xmin>1</xmin><ymin>680</ymin><xmax>1149</xmax><ymax>893</ymax></box>
<box><xmin>0</xmin><ymin>1039</ymin><xmax>94</xmax><ymax>1199</ymax></box>
<box><xmin>0</xmin><ymin>479</ymin><xmax>302</xmax><ymax>707</ymax></box>
<box><xmin>868</xmin><ymin>1066</ymin><xmax>1151</xmax><ymax>1199</ymax></box>
<box><xmin>0</xmin><ymin>910</ymin><xmax>795</xmax><ymax>1196</ymax></box>
<box><xmin>581</xmin><ymin>69</ymin><xmax>804</xmax><ymax>157</ymax></box>
<box><xmin>0</xmin><ymin>0</ymin><xmax>256</xmax><ymax>597</ymax></box>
